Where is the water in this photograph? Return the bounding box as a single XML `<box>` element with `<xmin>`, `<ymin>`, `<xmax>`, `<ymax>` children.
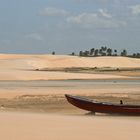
<box><xmin>0</xmin><ymin>79</ymin><xmax>139</xmax><ymax>89</ymax></box>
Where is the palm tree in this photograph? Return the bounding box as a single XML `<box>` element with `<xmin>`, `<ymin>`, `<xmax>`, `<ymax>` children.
<box><xmin>107</xmin><ymin>48</ymin><xmax>112</xmax><ymax>56</ymax></box>
<box><xmin>90</xmin><ymin>48</ymin><xmax>95</xmax><ymax>56</ymax></box>
<box><xmin>79</xmin><ymin>51</ymin><xmax>83</xmax><ymax>56</ymax></box>
<box><xmin>136</xmin><ymin>53</ymin><xmax>140</xmax><ymax>58</ymax></box>
<box><xmin>121</xmin><ymin>49</ymin><xmax>127</xmax><ymax>56</ymax></box>
<box><xmin>94</xmin><ymin>49</ymin><xmax>99</xmax><ymax>56</ymax></box>
<box><xmin>100</xmin><ymin>46</ymin><xmax>107</xmax><ymax>56</ymax></box>
<box><xmin>133</xmin><ymin>53</ymin><xmax>136</xmax><ymax>57</ymax></box>
<box><xmin>114</xmin><ymin>49</ymin><xmax>117</xmax><ymax>56</ymax></box>
<box><xmin>99</xmin><ymin>48</ymin><xmax>102</xmax><ymax>56</ymax></box>
<box><xmin>84</xmin><ymin>51</ymin><xmax>90</xmax><ymax>56</ymax></box>
<box><xmin>52</xmin><ymin>51</ymin><xmax>55</xmax><ymax>55</ymax></box>
<box><xmin>71</xmin><ymin>52</ymin><xmax>75</xmax><ymax>56</ymax></box>
<box><xmin>101</xmin><ymin>46</ymin><xmax>107</xmax><ymax>52</ymax></box>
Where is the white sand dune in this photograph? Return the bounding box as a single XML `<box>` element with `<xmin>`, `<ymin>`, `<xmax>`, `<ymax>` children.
<box><xmin>0</xmin><ymin>54</ymin><xmax>140</xmax><ymax>80</ymax></box>
<box><xmin>0</xmin><ymin>112</ymin><xmax>140</xmax><ymax>140</ymax></box>
<box><xmin>0</xmin><ymin>54</ymin><xmax>140</xmax><ymax>69</ymax></box>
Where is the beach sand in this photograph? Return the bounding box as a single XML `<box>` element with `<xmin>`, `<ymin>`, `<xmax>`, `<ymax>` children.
<box><xmin>0</xmin><ymin>112</ymin><xmax>140</xmax><ymax>140</ymax></box>
<box><xmin>0</xmin><ymin>54</ymin><xmax>140</xmax><ymax>140</ymax></box>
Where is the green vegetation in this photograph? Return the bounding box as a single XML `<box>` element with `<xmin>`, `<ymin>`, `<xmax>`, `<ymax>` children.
<box><xmin>78</xmin><ymin>46</ymin><xmax>140</xmax><ymax>58</ymax></box>
<box><xmin>51</xmin><ymin>46</ymin><xmax>139</xmax><ymax>58</ymax></box>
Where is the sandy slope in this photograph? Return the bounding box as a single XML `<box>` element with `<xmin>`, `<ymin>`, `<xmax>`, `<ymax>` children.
<box><xmin>0</xmin><ymin>54</ymin><xmax>140</xmax><ymax>69</ymax></box>
<box><xmin>0</xmin><ymin>112</ymin><xmax>140</xmax><ymax>140</ymax></box>
<box><xmin>0</xmin><ymin>54</ymin><xmax>140</xmax><ymax>80</ymax></box>
<box><xmin>0</xmin><ymin>69</ymin><xmax>128</xmax><ymax>80</ymax></box>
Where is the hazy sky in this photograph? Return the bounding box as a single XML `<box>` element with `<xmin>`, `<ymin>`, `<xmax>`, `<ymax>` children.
<box><xmin>0</xmin><ymin>0</ymin><xmax>140</xmax><ymax>54</ymax></box>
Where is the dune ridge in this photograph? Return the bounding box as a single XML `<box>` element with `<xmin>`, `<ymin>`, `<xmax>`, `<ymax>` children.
<box><xmin>0</xmin><ymin>54</ymin><xmax>140</xmax><ymax>69</ymax></box>
<box><xmin>0</xmin><ymin>54</ymin><xmax>140</xmax><ymax>80</ymax></box>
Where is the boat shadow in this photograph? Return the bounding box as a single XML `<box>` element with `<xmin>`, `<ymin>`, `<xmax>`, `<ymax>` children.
<box><xmin>84</xmin><ymin>112</ymin><xmax>140</xmax><ymax>117</ymax></box>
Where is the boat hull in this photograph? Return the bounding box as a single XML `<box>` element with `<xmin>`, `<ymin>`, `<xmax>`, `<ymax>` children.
<box><xmin>65</xmin><ymin>94</ymin><xmax>140</xmax><ymax>115</ymax></box>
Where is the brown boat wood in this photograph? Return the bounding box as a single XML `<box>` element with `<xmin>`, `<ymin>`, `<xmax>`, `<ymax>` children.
<box><xmin>65</xmin><ymin>94</ymin><xmax>140</xmax><ymax>115</ymax></box>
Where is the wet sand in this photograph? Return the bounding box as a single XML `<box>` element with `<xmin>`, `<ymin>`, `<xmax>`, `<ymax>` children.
<box><xmin>0</xmin><ymin>80</ymin><xmax>140</xmax><ymax>113</ymax></box>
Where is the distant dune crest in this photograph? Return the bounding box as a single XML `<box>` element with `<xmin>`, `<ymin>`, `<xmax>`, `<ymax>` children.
<box><xmin>0</xmin><ymin>54</ymin><xmax>140</xmax><ymax>80</ymax></box>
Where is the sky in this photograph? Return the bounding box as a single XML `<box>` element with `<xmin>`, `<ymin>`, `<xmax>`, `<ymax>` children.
<box><xmin>0</xmin><ymin>0</ymin><xmax>140</xmax><ymax>54</ymax></box>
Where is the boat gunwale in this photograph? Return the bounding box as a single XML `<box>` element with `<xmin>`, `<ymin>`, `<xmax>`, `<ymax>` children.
<box><xmin>65</xmin><ymin>94</ymin><xmax>140</xmax><ymax>108</ymax></box>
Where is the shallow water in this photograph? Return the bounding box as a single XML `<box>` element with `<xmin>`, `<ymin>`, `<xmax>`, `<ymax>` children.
<box><xmin>0</xmin><ymin>79</ymin><xmax>139</xmax><ymax>90</ymax></box>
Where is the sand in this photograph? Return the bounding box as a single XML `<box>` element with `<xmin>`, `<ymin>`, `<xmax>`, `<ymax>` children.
<box><xmin>0</xmin><ymin>54</ymin><xmax>140</xmax><ymax>68</ymax></box>
<box><xmin>0</xmin><ymin>54</ymin><xmax>140</xmax><ymax>80</ymax></box>
<box><xmin>0</xmin><ymin>112</ymin><xmax>140</xmax><ymax>140</ymax></box>
<box><xmin>0</xmin><ymin>54</ymin><xmax>140</xmax><ymax>140</ymax></box>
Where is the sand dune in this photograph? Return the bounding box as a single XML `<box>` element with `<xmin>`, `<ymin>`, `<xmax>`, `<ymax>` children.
<box><xmin>0</xmin><ymin>54</ymin><xmax>140</xmax><ymax>80</ymax></box>
<box><xmin>0</xmin><ymin>54</ymin><xmax>140</xmax><ymax>69</ymax></box>
<box><xmin>0</xmin><ymin>70</ymin><xmax>128</xmax><ymax>80</ymax></box>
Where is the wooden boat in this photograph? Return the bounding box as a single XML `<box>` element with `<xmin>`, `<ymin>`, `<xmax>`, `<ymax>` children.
<box><xmin>65</xmin><ymin>94</ymin><xmax>140</xmax><ymax>115</ymax></box>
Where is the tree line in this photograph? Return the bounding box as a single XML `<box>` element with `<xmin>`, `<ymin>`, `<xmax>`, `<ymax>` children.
<box><xmin>51</xmin><ymin>46</ymin><xmax>140</xmax><ymax>58</ymax></box>
<box><xmin>76</xmin><ymin>46</ymin><xmax>140</xmax><ymax>58</ymax></box>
